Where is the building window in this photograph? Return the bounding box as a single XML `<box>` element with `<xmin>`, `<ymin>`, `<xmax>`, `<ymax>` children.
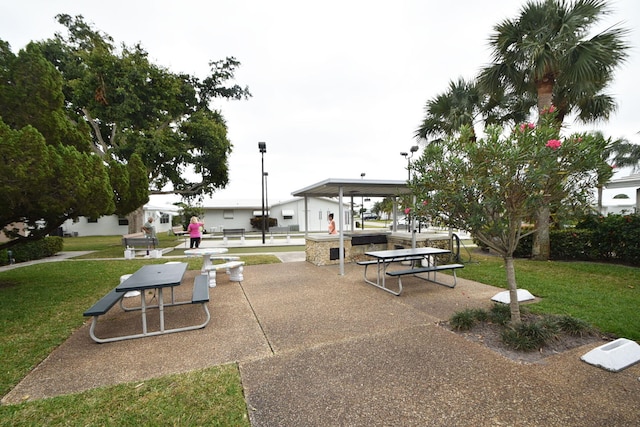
<box><xmin>118</xmin><ymin>217</ymin><xmax>129</xmax><ymax>226</ymax></box>
<box><xmin>87</xmin><ymin>217</ymin><xmax>98</xmax><ymax>223</ymax></box>
<box><xmin>282</xmin><ymin>209</ymin><xmax>294</xmax><ymax>220</ymax></box>
<box><xmin>223</xmin><ymin>210</ymin><xmax>234</xmax><ymax>219</ymax></box>
<box><xmin>160</xmin><ymin>213</ymin><xmax>170</xmax><ymax>224</ymax></box>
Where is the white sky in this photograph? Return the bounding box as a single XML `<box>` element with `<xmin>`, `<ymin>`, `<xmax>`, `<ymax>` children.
<box><xmin>2</xmin><ymin>0</ymin><xmax>639</xmax><ymax>204</ymax></box>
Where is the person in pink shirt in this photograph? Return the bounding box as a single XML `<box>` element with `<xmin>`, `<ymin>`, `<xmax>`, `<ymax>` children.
<box><xmin>187</xmin><ymin>216</ymin><xmax>205</xmax><ymax>248</ymax></box>
<box><xmin>328</xmin><ymin>213</ymin><xmax>337</xmax><ymax>235</ymax></box>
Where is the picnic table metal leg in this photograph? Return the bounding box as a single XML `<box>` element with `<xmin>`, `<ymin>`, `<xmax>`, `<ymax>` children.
<box><xmin>158</xmin><ymin>288</ymin><xmax>165</xmax><ymax>332</ymax></box>
<box><xmin>140</xmin><ymin>292</ymin><xmax>148</xmax><ymax>335</ymax></box>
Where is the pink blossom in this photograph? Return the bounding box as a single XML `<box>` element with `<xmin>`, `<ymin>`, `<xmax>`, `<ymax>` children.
<box><xmin>518</xmin><ymin>122</ymin><xmax>535</xmax><ymax>132</ymax></box>
<box><xmin>404</xmin><ymin>208</ymin><xmax>411</xmax><ymax>215</ymax></box>
<box><xmin>549</xmin><ymin>105</ymin><xmax>556</xmax><ymax>113</ymax></box>
<box><xmin>611</xmin><ymin>164</ymin><xmax>616</xmax><ymax>169</ymax></box>
<box><xmin>422</xmin><ymin>200</ymin><xmax>428</xmax><ymax>206</ymax></box>
<box><xmin>545</xmin><ymin>139</ymin><xmax>562</xmax><ymax>150</ymax></box>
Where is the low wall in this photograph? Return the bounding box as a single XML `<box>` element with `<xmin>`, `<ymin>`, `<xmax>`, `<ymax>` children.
<box><xmin>305</xmin><ymin>231</ymin><xmax>453</xmax><ymax>265</ymax></box>
<box><xmin>305</xmin><ymin>234</ymin><xmax>352</xmax><ymax>266</ymax></box>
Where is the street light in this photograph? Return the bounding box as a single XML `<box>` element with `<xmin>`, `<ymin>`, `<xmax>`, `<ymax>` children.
<box><xmin>400</xmin><ymin>145</ymin><xmax>419</xmax><ymax>181</ymax></box>
<box><xmin>400</xmin><ymin>145</ymin><xmax>419</xmax><ymax>248</ymax></box>
<box><xmin>258</xmin><ymin>142</ymin><xmax>267</xmax><ymax>244</ymax></box>
<box><xmin>360</xmin><ymin>172</ymin><xmax>366</xmax><ymax>230</ymax></box>
<box><xmin>263</xmin><ymin>172</ymin><xmax>269</xmax><ymax>235</ymax></box>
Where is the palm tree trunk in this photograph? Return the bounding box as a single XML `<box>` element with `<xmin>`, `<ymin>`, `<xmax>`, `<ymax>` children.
<box><xmin>532</xmin><ymin>205</ymin><xmax>551</xmax><ymax>261</ymax></box>
<box><xmin>504</xmin><ymin>255</ymin><xmax>521</xmax><ymax>324</ymax></box>
<box><xmin>597</xmin><ymin>185</ymin><xmax>604</xmax><ymax>214</ymax></box>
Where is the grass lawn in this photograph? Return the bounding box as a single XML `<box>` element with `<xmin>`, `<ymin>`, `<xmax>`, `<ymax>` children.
<box><xmin>62</xmin><ymin>234</ymin><xmax>305</xmax><ymax>259</ymax></box>
<box><xmin>455</xmin><ymin>252</ymin><xmax>640</xmax><ymax>341</ymax></box>
<box><xmin>0</xmin><ymin>240</ymin><xmax>638</xmax><ymax>424</ymax></box>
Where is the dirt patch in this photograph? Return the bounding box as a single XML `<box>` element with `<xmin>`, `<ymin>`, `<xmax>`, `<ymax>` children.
<box><xmin>440</xmin><ymin>317</ymin><xmax>612</xmax><ymax>364</ymax></box>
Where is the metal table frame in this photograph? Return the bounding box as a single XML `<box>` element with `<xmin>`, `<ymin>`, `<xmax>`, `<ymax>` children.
<box><xmin>88</xmin><ymin>262</ymin><xmax>209</xmax><ymax>343</ymax></box>
<box><xmin>362</xmin><ymin>247</ymin><xmax>451</xmax><ymax>296</ymax></box>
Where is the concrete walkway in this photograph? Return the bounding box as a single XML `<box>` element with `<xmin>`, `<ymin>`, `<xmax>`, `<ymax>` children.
<box><xmin>3</xmin><ymin>257</ymin><xmax>639</xmax><ymax>425</ymax></box>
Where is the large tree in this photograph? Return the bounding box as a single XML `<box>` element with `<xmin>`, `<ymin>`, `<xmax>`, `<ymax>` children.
<box><xmin>38</xmin><ymin>14</ymin><xmax>251</xmax><ymax>231</ymax></box>
<box><xmin>0</xmin><ymin>42</ymin><xmax>125</xmax><ymax>248</ymax></box>
<box><xmin>478</xmin><ymin>0</ymin><xmax>629</xmax><ymax>260</ymax></box>
<box><xmin>411</xmin><ymin>111</ymin><xmax>607</xmax><ymax>323</ymax></box>
<box><xmin>416</xmin><ymin>77</ymin><xmax>534</xmax><ymax>143</ymax></box>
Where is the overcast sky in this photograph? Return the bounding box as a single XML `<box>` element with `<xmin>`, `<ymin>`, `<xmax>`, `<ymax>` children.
<box><xmin>3</xmin><ymin>0</ymin><xmax>639</xmax><ymax>204</ymax></box>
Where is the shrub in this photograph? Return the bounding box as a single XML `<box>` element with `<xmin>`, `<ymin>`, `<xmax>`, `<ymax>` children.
<box><xmin>488</xmin><ymin>303</ymin><xmax>512</xmax><ymax>326</ymax></box>
<box><xmin>250</xmin><ymin>217</ymin><xmax>278</xmax><ymax>230</ymax></box>
<box><xmin>501</xmin><ymin>320</ymin><xmax>553</xmax><ymax>351</ymax></box>
<box><xmin>0</xmin><ymin>236</ymin><xmax>63</xmax><ymax>265</ymax></box>
<box><xmin>553</xmin><ymin>315</ymin><xmax>594</xmax><ymax>337</ymax></box>
<box><xmin>449</xmin><ymin>309</ymin><xmax>477</xmax><ymax>331</ymax></box>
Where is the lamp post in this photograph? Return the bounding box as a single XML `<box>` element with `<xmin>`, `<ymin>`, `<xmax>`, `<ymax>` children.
<box><xmin>258</xmin><ymin>142</ymin><xmax>267</xmax><ymax>244</ymax></box>
<box><xmin>264</xmin><ymin>171</ymin><xmax>269</xmax><ymax>234</ymax></box>
<box><xmin>400</xmin><ymin>145</ymin><xmax>419</xmax><ymax>248</ymax></box>
<box><xmin>400</xmin><ymin>145</ymin><xmax>419</xmax><ymax>181</ymax></box>
<box><xmin>360</xmin><ymin>172</ymin><xmax>366</xmax><ymax>229</ymax></box>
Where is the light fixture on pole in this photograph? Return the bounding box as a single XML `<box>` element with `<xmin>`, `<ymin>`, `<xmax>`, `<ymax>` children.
<box><xmin>401</xmin><ymin>145</ymin><xmax>420</xmax><ymax>248</ymax></box>
<box><xmin>400</xmin><ymin>145</ymin><xmax>419</xmax><ymax>181</ymax></box>
<box><xmin>258</xmin><ymin>142</ymin><xmax>267</xmax><ymax>244</ymax></box>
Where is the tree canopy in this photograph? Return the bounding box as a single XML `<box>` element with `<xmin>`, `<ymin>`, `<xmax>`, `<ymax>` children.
<box><xmin>0</xmin><ymin>41</ymin><xmax>124</xmax><ymax>247</ymax></box>
<box><xmin>38</xmin><ymin>14</ymin><xmax>251</xmax><ymax>198</ymax></box>
<box><xmin>410</xmin><ymin>111</ymin><xmax>608</xmax><ymax>323</ymax></box>
<box><xmin>478</xmin><ymin>0</ymin><xmax>629</xmax><ymax>124</ymax></box>
<box><xmin>1</xmin><ymin>14</ymin><xmax>250</xmax><ymax>246</ymax></box>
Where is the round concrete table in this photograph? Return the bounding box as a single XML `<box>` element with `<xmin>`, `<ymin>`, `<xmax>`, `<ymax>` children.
<box><xmin>184</xmin><ymin>247</ymin><xmax>229</xmax><ymax>271</ymax></box>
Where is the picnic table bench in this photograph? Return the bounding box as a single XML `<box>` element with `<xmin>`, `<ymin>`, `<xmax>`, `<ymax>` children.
<box><xmin>359</xmin><ymin>247</ymin><xmax>462</xmax><ymax>296</ymax></box>
<box><xmin>170</xmin><ymin>226</ymin><xmax>188</xmax><ymax>236</ymax></box>
<box><xmin>222</xmin><ymin>228</ymin><xmax>245</xmax><ymax>244</ymax></box>
<box><xmin>223</xmin><ymin>228</ymin><xmax>245</xmax><ymax>238</ymax></box>
<box><xmin>122</xmin><ymin>232</ymin><xmax>158</xmax><ymax>249</ymax></box>
<box><xmin>83</xmin><ymin>263</ymin><xmax>210</xmax><ymax>343</ymax></box>
<box><xmin>386</xmin><ymin>263</ymin><xmax>464</xmax><ymax>289</ymax></box>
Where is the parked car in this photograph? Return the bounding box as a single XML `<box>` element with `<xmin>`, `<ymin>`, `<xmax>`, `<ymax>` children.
<box><xmin>362</xmin><ymin>213</ymin><xmax>378</xmax><ymax>220</ymax></box>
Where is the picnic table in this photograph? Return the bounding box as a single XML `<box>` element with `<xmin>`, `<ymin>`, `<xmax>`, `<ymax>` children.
<box><xmin>358</xmin><ymin>247</ymin><xmax>463</xmax><ymax>296</ymax></box>
<box><xmin>83</xmin><ymin>262</ymin><xmax>210</xmax><ymax>343</ymax></box>
<box><xmin>184</xmin><ymin>247</ymin><xmax>244</xmax><ymax>287</ymax></box>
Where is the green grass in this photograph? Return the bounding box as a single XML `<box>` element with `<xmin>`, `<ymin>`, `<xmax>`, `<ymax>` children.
<box><xmin>0</xmin><ymin>251</ymin><xmax>280</xmax><ymax>425</ymax></box>
<box><xmin>63</xmin><ymin>234</ymin><xmax>305</xmax><ymax>259</ymax></box>
<box><xmin>1</xmin><ymin>240</ymin><xmax>638</xmax><ymax>423</ymax></box>
<box><xmin>456</xmin><ymin>252</ymin><xmax>640</xmax><ymax>340</ymax></box>
<box><xmin>0</xmin><ymin>364</ymin><xmax>249</xmax><ymax>426</ymax></box>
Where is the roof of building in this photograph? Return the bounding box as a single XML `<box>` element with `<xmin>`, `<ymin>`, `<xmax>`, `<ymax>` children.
<box><xmin>292</xmin><ymin>178</ymin><xmax>411</xmax><ymax>198</ymax></box>
<box><xmin>605</xmin><ymin>173</ymin><xmax>640</xmax><ymax>189</ymax></box>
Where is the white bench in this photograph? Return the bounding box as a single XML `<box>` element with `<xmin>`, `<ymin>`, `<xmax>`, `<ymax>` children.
<box><xmin>204</xmin><ymin>260</ymin><xmax>245</xmax><ymax>287</ymax></box>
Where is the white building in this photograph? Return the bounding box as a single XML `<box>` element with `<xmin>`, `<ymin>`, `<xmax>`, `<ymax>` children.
<box><xmin>200</xmin><ymin>197</ymin><xmax>351</xmax><ymax>233</ymax></box>
<box><xmin>603</xmin><ymin>172</ymin><xmax>640</xmax><ymax>215</ymax></box>
<box><xmin>59</xmin><ymin>201</ymin><xmax>182</xmax><ymax>237</ymax></box>
<box><xmin>57</xmin><ymin>196</ymin><xmax>350</xmax><ymax>236</ymax></box>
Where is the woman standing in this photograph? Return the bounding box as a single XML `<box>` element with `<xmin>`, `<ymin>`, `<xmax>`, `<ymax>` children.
<box><xmin>328</xmin><ymin>213</ymin><xmax>337</xmax><ymax>235</ymax></box>
<box><xmin>187</xmin><ymin>216</ymin><xmax>205</xmax><ymax>248</ymax></box>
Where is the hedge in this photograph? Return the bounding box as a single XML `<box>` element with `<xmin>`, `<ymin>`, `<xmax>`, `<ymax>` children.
<box><xmin>512</xmin><ymin>214</ymin><xmax>639</xmax><ymax>266</ymax></box>
<box><xmin>0</xmin><ymin>236</ymin><xmax>64</xmax><ymax>266</ymax></box>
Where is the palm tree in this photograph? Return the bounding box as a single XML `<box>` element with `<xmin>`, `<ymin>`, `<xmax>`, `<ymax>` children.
<box><xmin>416</xmin><ymin>77</ymin><xmax>533</xmax><ymax>144</ymax></box>
<box><xmin>478</xmin><ymin>0</ymin><xmax>629</xmax><ymax>260</ymax></box>
<box><xmin>416</xmin><ymin>77</ymin><xmax>481</xmax><ymax>142</ymax></box>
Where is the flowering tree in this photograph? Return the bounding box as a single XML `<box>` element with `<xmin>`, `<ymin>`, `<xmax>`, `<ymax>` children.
<box><xmin>410</xmin><ymin>111</ymin><xmax>607</xmax><ymax>323</ymax></box>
